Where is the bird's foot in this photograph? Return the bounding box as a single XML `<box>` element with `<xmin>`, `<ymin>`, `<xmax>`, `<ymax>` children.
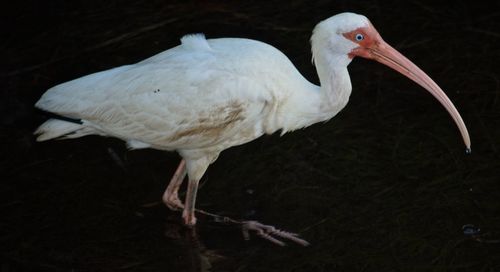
<box><xmin>164</xmin><ymin>195</ymin><xmax>184</xmax><ymax>211</ymax></box>
<box><xmin>183</xmin><ymin>209</ymin><xmax>197</xmax><ymax>227</ymax></box>
<box><xmin>241</xmin><ymin>220</ymin><xmax>310</xmax><ymax>246</ymax></box>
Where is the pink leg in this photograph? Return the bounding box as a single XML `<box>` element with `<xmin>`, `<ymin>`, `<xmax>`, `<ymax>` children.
<box><xmin>182</xmin><ymin>178</ymin><xmax>200</xmax><ymax>226</ymax></box>
<box><xmin>162</xmin><ymin>159</ymin><xmax>186</xmax><ymax>210</ymax></box>
<box><xmin>166</xmin><ymin>156</ymin><xmax>210</xmax><ymax>227</ymax></box>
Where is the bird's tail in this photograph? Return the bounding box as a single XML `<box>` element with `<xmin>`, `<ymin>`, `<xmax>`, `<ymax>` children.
<box><xmin>34</xmin><ymin>118</ymin><xmax>89</xmax><ymax>141</ymax></box>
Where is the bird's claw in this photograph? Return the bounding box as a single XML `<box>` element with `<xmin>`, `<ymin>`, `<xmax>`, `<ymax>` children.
<box><xmin>164</xmin><ymin>196</ymin><xmax>184</xmax><ymax>211</ymax></box>
<box><xmin>182</xmin><ymin>209</ymin><xmax>197</xmax><ymax>227</ymax></box>
<box><xmin>241</xmin><ymin>220</ymin><xmax>310</xmax><ymax>247</ymax></box>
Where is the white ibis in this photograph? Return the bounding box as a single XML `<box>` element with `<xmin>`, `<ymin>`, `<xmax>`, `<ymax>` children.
<box><xmin>35</xmin><ymin>13</ymin><xmax>471</xmax><ymax>227</ymax></box>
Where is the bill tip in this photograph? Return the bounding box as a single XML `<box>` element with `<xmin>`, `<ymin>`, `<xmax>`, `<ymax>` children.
<box><xmin>465</xmin><ymin>147</ymin><xmax>471</xmax><ymax>155</ymax></box>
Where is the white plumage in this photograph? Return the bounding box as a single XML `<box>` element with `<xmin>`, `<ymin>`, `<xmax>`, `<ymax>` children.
<box><xmin>35</xmin><ymin>13</ymin><xmax>470</xmax><ymax>226</ymax></box>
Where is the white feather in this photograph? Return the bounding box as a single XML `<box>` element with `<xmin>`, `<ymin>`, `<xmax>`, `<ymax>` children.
<box><xmin>35</xmin><ymin>12</ymin><xmax>365</xmax><ymax>187</ymax></box>
<box><xmin>34</xmin><ymin>119</ymin><xmax>84</xmax><ymax>141</ymax></box>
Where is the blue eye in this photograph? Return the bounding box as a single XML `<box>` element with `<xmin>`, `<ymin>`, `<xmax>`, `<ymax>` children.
<box><xmin>355</xmin><ymin>33</ymin><xmax>364</xmax><ymax>41</ymax></box>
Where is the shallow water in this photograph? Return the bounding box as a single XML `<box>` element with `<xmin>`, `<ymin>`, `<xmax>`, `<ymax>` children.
<box><xmin>2</xmin><ymin>1</ymin><xmax>500</xmax><ymax>271</ymax></box>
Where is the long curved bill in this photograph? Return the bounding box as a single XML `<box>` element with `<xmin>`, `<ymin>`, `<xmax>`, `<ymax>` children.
<box><xmin>367</xmin><ymin>40</ymin><xmax>471</xmax><ymax>153</ymax></box>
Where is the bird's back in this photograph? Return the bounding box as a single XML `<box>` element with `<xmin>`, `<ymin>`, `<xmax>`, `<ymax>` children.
<box><xmin>35</xmin><ymin>34</ymin><xmax>311</xmax><ymax>152</ymax></box>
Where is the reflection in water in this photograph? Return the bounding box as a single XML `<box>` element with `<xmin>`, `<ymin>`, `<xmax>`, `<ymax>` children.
<box><xmin>164</xmin><ymin>220</ymin><xmax>224</xmax><ymax>272</ymax></box>
<box><xmin>462</xmin><ymin>224</ymin><xmax>500</xmax><ymax>244</ymax></box>
<box><xmin>195</xmin><ymin>209</ymin><xmax>310</xmax><ymax>246</ymax></box>
<box><xmin>161</xmin><ymin>200</ymin><xmax>310</xmax><ymax>271</ymax></box>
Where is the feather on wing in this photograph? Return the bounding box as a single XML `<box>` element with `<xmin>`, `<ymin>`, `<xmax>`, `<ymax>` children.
<box><xmin>36</xmin><ymin>35</ymin><xmax>277</xmax><ymax>150</ymax></box>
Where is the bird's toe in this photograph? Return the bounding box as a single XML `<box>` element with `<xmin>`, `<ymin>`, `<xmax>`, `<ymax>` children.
<box><xmin>164</xmin><ymin>197</ymin><xmax>184</xmax><ymax>211</ymax></box>
<box><xmin>182</xmin><ymin>210</ymin><xmax>197</xmax><ymax>227</ymax></box>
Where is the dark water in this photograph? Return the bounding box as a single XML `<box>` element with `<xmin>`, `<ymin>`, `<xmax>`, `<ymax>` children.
<box><xmin>2</xmin><ymin>1</ymin><xmax>500</xmax><ymax>271</ymax></box>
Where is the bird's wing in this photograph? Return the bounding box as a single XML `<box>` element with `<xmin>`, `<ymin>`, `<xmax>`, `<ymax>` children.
<box><xmin>36</xmin><ymin>36</ymin><xmax>276</xmax><ymax>149</ymax></box>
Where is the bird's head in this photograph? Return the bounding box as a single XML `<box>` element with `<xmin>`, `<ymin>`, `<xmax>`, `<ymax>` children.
<box><xmin>312</xmin><ymin>12</ymin><xmax>471</xmax><ymax>152</ymax></box>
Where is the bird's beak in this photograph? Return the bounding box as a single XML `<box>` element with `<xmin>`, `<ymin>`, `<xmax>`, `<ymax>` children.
<box><xmin>351</xmin><ymin>38</ymin><xmax>471</xmax><ymax>153</ymax></box>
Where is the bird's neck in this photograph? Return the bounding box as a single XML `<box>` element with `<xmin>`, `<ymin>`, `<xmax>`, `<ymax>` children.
<box><xmin>277</xmin><ymin>53</ymin><xmax>352</xmax><ymax>134</ymax></box>
<box><xmin>315</xmin><ymin>53</ymin><xmax>353</xmax><ymax>114</ymax></box>
<box><xmin>273</xmin><ymin>25</ymin><xmax>354</xmax><ymax>134</ymax></box>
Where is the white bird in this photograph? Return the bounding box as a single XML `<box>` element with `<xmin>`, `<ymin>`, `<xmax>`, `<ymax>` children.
<box><xmin>35</xmin><ymin>12</ymin><xmax>471</xmax><ymax>227</ymax></box>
